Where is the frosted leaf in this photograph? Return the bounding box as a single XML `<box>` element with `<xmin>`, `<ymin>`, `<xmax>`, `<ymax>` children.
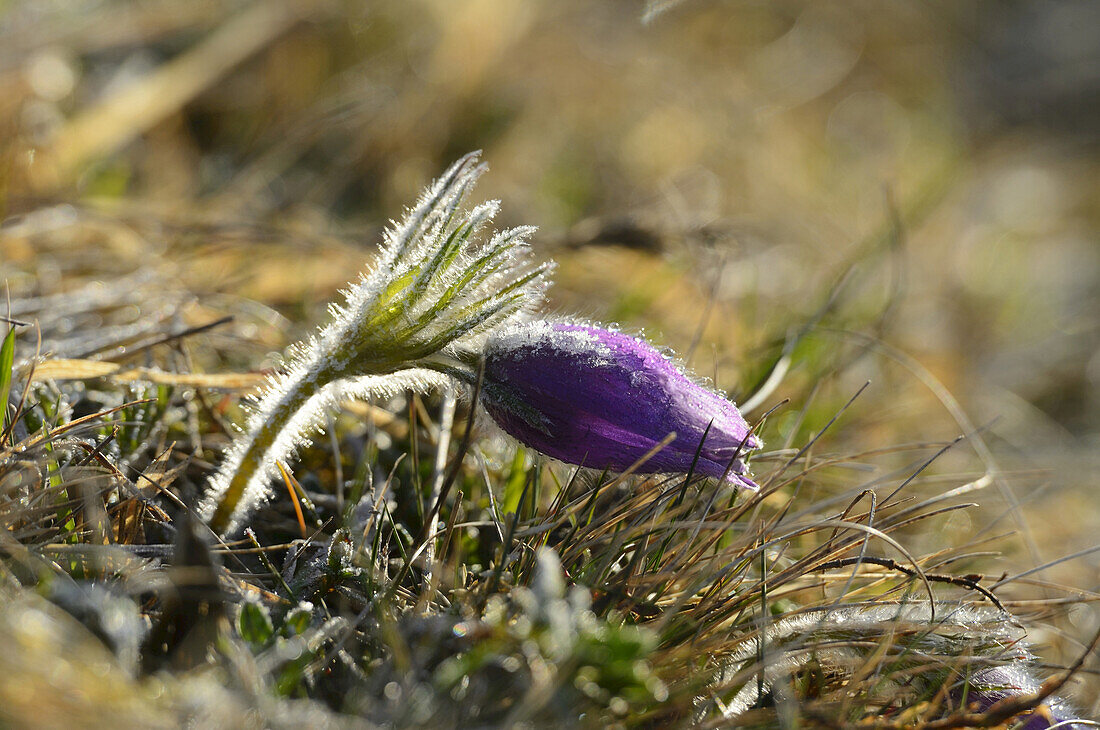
<box><xmin>202</xmin><ymin>153</ymin><xmax>553</xmax><ymax>534</ymax></box>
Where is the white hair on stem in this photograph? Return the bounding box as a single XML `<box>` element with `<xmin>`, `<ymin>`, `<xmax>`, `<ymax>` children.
<box><xmin>200</xmin><ymin>153</ymin><xmax>553</xmax><ymax>534</ymax></box>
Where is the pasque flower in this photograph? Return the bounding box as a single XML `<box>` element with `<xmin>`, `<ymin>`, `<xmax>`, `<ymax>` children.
<box><xmin>478</xmin><ymin>321</ymin><xmax>761</xmax><ymax>488</ymax></box>
<box><xmin>956</xmin><ymin>665</ymin><xmax>1089</xmax><ymax>729</ymax></box>
<box><xmin>199</xmin><ymin>152</ymin><xmax>753</xmax><ymax>536</ymax></box>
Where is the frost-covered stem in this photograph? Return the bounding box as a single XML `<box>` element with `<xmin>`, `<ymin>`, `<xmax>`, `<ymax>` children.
<box><xmin>207</xmin><ymin>362</ymin><xmax>330</xmax><ymax>534</ymax></box>
<box><xmin>199</xmin><ymin>153</ymin><xmax>550</xmax><ymax>536</ymax></box>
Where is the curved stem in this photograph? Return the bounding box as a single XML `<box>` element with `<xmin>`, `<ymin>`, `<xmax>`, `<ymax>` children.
<box><xmin>207</xmin><ymin>371</ymin><xmax>322</xmax><ymax>534</ymax></box>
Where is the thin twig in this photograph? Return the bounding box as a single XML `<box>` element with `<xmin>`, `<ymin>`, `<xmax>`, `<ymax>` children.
<box><xmin>812</xmin><ymin>556</ymin><xmax>1005</xmax><ymax>612</ymax></box>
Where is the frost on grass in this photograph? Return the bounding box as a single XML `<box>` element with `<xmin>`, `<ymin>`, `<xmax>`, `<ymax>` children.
<box><xmin>200</xmin><ymin>153</ymin><xmax>553</xmax><ymax>534</ymax></box>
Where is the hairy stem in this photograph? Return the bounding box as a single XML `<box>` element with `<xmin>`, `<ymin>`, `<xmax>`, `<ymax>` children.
<box><xmin>207</xmin><ymin>368</ymin><xmax>325</xmax><ymax>534</ymax></box>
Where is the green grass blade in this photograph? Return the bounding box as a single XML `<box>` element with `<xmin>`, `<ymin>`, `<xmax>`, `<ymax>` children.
<box><xmin>0</xmin><ymin>326</ymin><xmax>16</xmax><ymax>432</ymax></box>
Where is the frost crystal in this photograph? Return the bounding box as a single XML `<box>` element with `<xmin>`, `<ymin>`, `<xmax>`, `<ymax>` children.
<box><xmin>480</xmin><ymin>321</ymin><xmax>761</xmax><ymax>488</ymax></box>
<box><xmin>201</xmin><ymin>153</ymin><xmax>553</xmax><ymax>534</ymax></box>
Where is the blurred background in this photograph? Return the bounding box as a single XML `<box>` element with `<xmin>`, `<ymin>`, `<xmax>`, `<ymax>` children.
<box><xmin>1</xmin><ymin>0</ymin><xmax>1098</xmax><ymax>689</ymax></box>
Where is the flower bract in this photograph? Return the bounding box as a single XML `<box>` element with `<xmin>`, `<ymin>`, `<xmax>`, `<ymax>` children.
<box><xmin>200</xmin><ymin>153</ymin><xmax>552</xmax><ymax>534</ymax></box>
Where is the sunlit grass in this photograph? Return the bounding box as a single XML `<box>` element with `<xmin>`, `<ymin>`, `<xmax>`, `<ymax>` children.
<box><xmin>0</xmin><ymin>1</ymin><xmax>1097</xmax><ymax>727</ymax></box>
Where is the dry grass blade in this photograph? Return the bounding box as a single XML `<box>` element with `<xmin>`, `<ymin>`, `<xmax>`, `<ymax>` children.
<box><xmin>34</xmin><ymin>2</ymin><xmax>305</xmax><ymax>188</ymax></box>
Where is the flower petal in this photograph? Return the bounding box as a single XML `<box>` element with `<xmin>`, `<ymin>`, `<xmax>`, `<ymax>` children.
<box><xmin>482</xmin><ymin>321</ymin><xmax>761</xmax><ymax>486</ymax></box>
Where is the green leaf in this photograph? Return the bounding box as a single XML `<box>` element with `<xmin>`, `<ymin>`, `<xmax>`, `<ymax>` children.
<box><xmin>502</xmin><ymin>448</ymin><xmax>528</xmax><ymax>515</ymax></box>
<box><xmin>433</xmin><ymin>228</ymin><xmax>529</xmax><ymax>312</ymax></box>
<box><xmin>239</xmin><ymin>601</ymin><xmax>275</xmax><ymax>645</ymax></box>
<box><xmin>282</xmin><ymin>603</ymin><xmax>314</xmax><ymax>637</ymax></box>
<box><xmin>408</xmin><ymin>209</ymin><xmax>477</xmax><ymax>302</ymax></box>
<box><xmin>0</xmin><ymin>325</ymin><xmax>15</xmax><ymax>432</ymax></box>
<box><xmin>326</xmin><ymin>527</ymin><xmax>357</xmax><ymax>577</ymax></box>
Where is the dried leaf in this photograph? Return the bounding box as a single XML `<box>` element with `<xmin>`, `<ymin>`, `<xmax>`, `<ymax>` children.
<box><xmin>29</xmin><ymin>359</ymin><xmax>265</xmax><ymax>390</ymax></box>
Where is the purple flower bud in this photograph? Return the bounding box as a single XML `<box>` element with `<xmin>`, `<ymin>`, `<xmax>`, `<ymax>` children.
<box><xmin>480</xmin><ymin>321</ymin><xmax>762</xmax><ymax>488</ymax></box>
<box><xmin>955</xmin><ymin>664</ymin><xmax>1090</xmax><ymax>729</ymax></box>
